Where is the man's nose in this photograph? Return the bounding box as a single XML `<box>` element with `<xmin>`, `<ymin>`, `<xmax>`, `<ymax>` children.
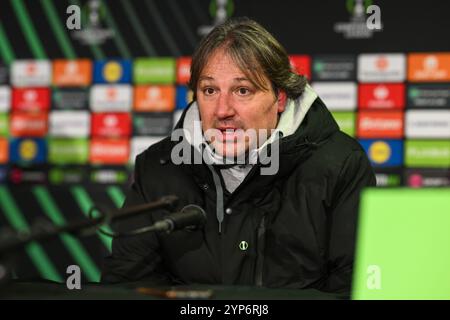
<box><xmin>214</xmin><ymin>93</ymin><xmax>235</xmax><ymax>119</ymax></box>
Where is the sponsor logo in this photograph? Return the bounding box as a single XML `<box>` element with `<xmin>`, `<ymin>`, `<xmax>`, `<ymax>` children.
<box><xmin>90</xmin><ymin>167</ymin><xmax>129</xmax><ymax>184</ymax></box>
<box><xmin>53</xmin><ymin>88</ymin><xmax>89</xmax><ymax>110</ymax></box>
<box><xmin>133</xmin><ymin>58</ymin><xmax>176</xmax><ymax>84</ymax></box>
<box><xmin>359</xmin><ymin>84</ymin><xmax>405</xmax><ymax>109</ymax></box>
<box><xmin>407</xmin><ymin>84</ymin><xmax>450</xmax><ymax>108</ymax></box>
<box><xmin>405</xmin><ymin>169</ymin><xmax>450</xmax><ymax>188</ymax></box>
<box><xmin>10</xmin><ymin>113</ymin><xmax>48</xmax><ymax>137</ymax></box>
<box><xmin>12</xmin><ymin>88</ymin><xmax>51</xmax><ymax>112</ymax></box>
<box><xmin>0</xmin><ymin>63</ymin><xmax>8</xmax><ymax>84</ymax></box>
<box><xmin>89</xmin><ymin>139</ymin><xmax>129</xmax><ymax>164</ymax></box>
<box><xmin>49</xmin><ymin>167</ymin><xmax>89</xmax><ymax>184</ymax></box>
<box><xmin>103</xmin><ymin>62</ymin><xmax>122</xmax><ymax>82</ymax></box>
<box><xmin>0</xmin><ymin>138</ymin><xmax>8</xmax><ymax>163</ymax></box>
<box><xmin>357</xmin><ymin>111</ymin><xmax>404</xmax><ymax>138</ymax></box>
<box><xmin>176</xmin><ymin>86</ymin><xmax>193</xmax><ymax>110</ymax></box>
<box><xmin>408</xmin><ymin>53</ymin><xmax>450</xmax><ymax>82</ymax></box>
<box><xmin>334</xmin><ymin>0</ymin><xmax>382</xmax><ymax>39</ymax></box>
<box><xmin>374</xmin><ymin>171</ymin><xmax>402</xmax><ymax>187</ymax></box>
<box><xmin>11</xmin><ymin>60</ymin><xmax>52</xmax><ymax>87</ymax></box>
<box><xmin>312</xmin><ymin>82</ymin><xmax>357</xmax><ymax>110</ymax></box>
<box><xmin>405</xmin><ymin>110</ymin><xmax>450</xmax><ymax>138</ymax></box>
<box><xmin>93</xmin><ymin>60</ymin><xmax>132</xmax><ymax>84</ymax></box>
<box><xmin>134</xmin><ymin>85</ymin><xmax>175</xmax><ymax>112</ymax></box>
<box><xmin>9</xmin><ymin>138</ymin><xmax>46</xmax><ymax>164</ymax></box>
<box><xmin>130</xmin><ymin>137</ymin><xmax>165</xmax><ymax>163</ymax></box>
<box><xmin>357</xmin><ymin>54</ymin><xmax>406</xmax><ymax>82</ymax></box>
<box><xmin>48</xmin><ymin>139</ymin><xmax>89</xmax><ymax>165</ymax></box>
<box><xmin>405</xmin><ymin>140</ymin><xmax>450</xmax><ymax>168</ymax></box>
<box><xmin>69</xmin><ymin>0</ymin><xmax>114</xmax><ymax>45</ymax></box>
<box><xmin>49</xmin><ymin>111</ymin><xmax>90</xmax><ymax>137</ymax></box>
<box><xmin>0</xmin><ymin>113</ymin><xmax>8</xmax><ymax>136</ymax></box>
<box><xmin>89</xmin><ymin>85</ymin><xmax>132</xmax><ymax>112</ymax></box>
<box><xmin>312</xmin><ymin>55</ymin><xmax>356</xmax><ymax>81</ymax></box>
<box><xmin>0</xmin><ymin>86</ymin><xmax>11</xmax><ymax>112</ymax></box>
<box><xmin>8</xmin><ymin>166</ymin><xmax>48</xmax><ymax>184</ymax></box>
<box><xmin>369</xmin><ymin>141</ymin><xmax>390</xmax><ymax>163</ymax></box>
<box><xmin>53</xmin><ymin>59</ymin><xmax>92</xmax><ymax>86</ymax></box>
<box><xmin>197</xmin><ymin>0</ymin><xmax>234</xmax><ymax>36</ymax></box>
<box><xmin>331</xmin><ymin>112</ymin><xmax>356</xmax><ymax>137</ymax></box>
<box><xmin>289</xmin><ymin>55</ymin><xmax>311</xmax><ymax>79</ymax></box>
<box><xmin>91</xmin><ymin>113</ymin><xmax>131</xmax><ymax>138</ymax></box>
<box><xmin>133</xmin><ymin>113</ymin><xmax>173</xmax><ymax>136</ymax></box>
<box><xmin>177</xmin><ymin>57</ymin><xmax>192</xmax><ymax>85</ymax></box>
<box><xmin>359</xmin><ymin>139</ymin><xmax>403</xmax><ymax>167</ymax></box>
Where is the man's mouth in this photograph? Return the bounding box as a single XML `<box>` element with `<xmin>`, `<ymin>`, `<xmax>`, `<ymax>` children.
<box><xmin>216</xmin><ymin>127</ymin><xmax>241</xmax><ymax>142</ymax></box>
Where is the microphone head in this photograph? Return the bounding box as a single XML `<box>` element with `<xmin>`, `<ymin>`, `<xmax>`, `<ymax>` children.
<box><xmin>160</xmin><ymin>195</ymin><xmax>179</xmax><ymax>209</ymax></box>
<box><xmin>167</xmin><ymin>204</ymin><xmax>207</xmax><ymax>231</ymax></box>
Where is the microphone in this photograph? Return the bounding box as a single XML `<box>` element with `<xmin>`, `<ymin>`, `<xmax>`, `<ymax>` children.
<box><xmin>0</xmin><ymin>195</ymin><xmax>180</xmax><ymax>254</ymax></box>
<box><xmin>126</xmin><ymin>204</ymin><xmax>207</xmax><ymax>235</ymax></box>
<box><xmin>111</xmin><ymin>195</ymin><xmax>179</xmax><ymax>222</ymax></box>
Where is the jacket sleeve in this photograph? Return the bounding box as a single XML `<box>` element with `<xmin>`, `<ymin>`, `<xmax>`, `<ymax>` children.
<box><xmin>323</xmin><ymin>149</ymin><xmax>376</xmax><ymax>294</ymax></box>
<box><xmin>101</xmin><ymin>153</ymin><xmax>173</xmax><ymax>285</ymax></box>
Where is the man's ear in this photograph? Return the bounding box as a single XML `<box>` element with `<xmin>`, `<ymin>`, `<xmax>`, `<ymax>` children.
<box><xmin>276</xmin><ymin>90</ymin><xmax>287</xmax><ymax>113</ymax></box>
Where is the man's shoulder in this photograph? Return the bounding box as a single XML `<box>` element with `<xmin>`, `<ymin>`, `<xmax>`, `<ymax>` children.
<box><xmin>134</xmin><ymin>136</ymin><xmax>173</xmax><ymax>166</ymax></box>
<box><xmin>327</xmin><ymin>130</ymin><xmax>365</xmax><ymax>156</ymax></box>
<box><xmin>305</xmin><ymin>128</ymin><xmax>366</xmax><ymax>164</ymax></box>
<box><xmin>305</xmin><ymin>130</ymin><xmax>369</xmax><ymax>177</ymax></box>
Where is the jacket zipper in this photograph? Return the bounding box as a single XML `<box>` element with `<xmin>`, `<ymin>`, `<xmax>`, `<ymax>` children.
<box><xmin>254</xmin><ymin>215</ymin><xmax>266</xmax><ymax>287</ymax></box>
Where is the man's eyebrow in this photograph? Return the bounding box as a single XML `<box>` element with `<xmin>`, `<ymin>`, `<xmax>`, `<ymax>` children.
<box><xmin>233</xmin><ymin>77</ymin><xmax>251</xmax><ymax>82</ymax></box>
<box><xmin>198</xmin><ymin>76</ymin><xmax>251</xmax><ymax>82</ymax></box>
<box><xmin>198</xmin><ymin>76</ymin><xmax>214</xmax><ymax>82</ymax></box>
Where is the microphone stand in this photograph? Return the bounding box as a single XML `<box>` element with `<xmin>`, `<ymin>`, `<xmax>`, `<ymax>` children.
<box><xmin>0</xmin><ymin>195</ymin><xmax>178</xmax><ymax>284</ymax></box>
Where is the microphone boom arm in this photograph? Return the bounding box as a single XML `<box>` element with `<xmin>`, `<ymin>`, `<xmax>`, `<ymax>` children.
<box><xmin>0</xmin><ymin>195</ymin><xmax>179</xmax><ymax>255</ymax></box>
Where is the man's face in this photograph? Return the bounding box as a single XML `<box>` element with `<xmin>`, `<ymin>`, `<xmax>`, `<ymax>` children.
<box><xmin>196</xmin><ymin>48</ymin><xmax>286</xmax><ymax>158</ymax></box>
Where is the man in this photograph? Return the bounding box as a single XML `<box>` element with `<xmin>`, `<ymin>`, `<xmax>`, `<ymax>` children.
<box><xmin>101</xmin><ymin>17</ymin><xmax>376</xmax><ymax>294</ymax></box>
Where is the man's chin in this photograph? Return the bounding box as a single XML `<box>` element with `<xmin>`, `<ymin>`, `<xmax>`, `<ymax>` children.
<box><xmin>210</xmin><ymin>143</ymin><xmax>248</xmax><ymax>160</ymax></box>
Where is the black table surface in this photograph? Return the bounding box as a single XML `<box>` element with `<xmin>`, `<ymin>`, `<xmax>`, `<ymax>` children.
<box><xmin>0</xmin><ymin>281</ymin><xmax>346</xmax><ymax>300</ymax></box>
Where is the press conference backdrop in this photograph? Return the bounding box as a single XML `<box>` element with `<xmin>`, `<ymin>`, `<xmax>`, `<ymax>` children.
<box><xmin>0</xmin><ymin>0</ymin><xmax>449</xmax><ymax>282</ymax></box>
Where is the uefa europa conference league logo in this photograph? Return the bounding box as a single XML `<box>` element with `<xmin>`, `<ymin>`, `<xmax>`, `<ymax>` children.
<box><xmin>170</xmin><ymin>123</ymin><xmax>280</xmax><ymax>176</ymax></box>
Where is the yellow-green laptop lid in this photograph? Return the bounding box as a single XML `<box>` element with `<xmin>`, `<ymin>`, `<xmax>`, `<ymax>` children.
<box><xmin>352</xmin><ymin>188</ymin><xmax>450</xmax><ymax>300</ymax></box>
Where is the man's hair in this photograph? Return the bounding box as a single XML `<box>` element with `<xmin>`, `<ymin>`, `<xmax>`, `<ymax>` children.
<box><xmin>189</xmin><ymin>17</ymin><xmax>307</xmax><ymax>100</ymax></box>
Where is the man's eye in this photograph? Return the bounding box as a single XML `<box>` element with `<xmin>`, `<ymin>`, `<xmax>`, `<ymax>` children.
<box><xmin>236</xmin><ymin>87</ymin><xmax>250</xmax><ymax>95</ymax></box>
<box><xmin>203</xmin><ymin>88</ymin><xmax>215</xmax><ymax>95</ymax></box>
